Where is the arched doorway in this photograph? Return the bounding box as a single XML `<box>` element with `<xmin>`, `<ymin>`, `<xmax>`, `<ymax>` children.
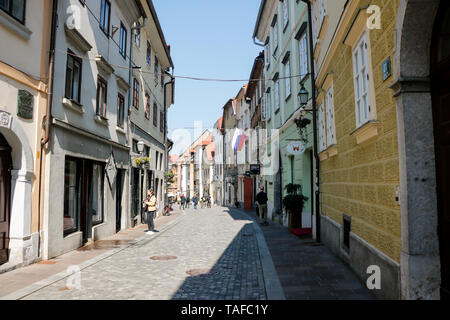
<box><xmin>431</xmin><ymin>1</ymin><xmax>450</xmax><ymax>299</ymax></box>
<box><xmin>0</xmin><ymin>133</ymin><xmax>12</xmax><ymax>265</ymax></box>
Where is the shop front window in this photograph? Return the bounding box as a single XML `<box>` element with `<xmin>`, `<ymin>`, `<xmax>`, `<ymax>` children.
<box><xmin>91</xmin><ymin>163</ymin><xmax>104</xmax><ymax>225</ymax></box>
<box><xmin>64</xmin><ymin>158</ymin><xmax>80</xmax><ymax>235</ymax></box>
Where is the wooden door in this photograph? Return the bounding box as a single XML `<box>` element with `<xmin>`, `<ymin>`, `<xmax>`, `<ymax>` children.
<box><xmin>244</xmin><ymin>177</ymin><xmax>253</xmax><ymax>210</ymax></box>
<box><xmin>432</xmin><ymin>1</ymin><xmax>450</xmax><ymax>299</ymax></box>
<box><xmin>0</xmin><ymin>146</ymin><xmax>11</xmax><ymax>265</ymax></box>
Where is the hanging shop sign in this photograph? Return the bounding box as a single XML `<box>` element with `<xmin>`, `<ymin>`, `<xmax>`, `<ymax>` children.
<box><xmin>286</xmin><ymin>141</ymin><xmax>306</xmax><ymax>155</ymax></box>
<box><xmin>250</xmin><ymin>164</ymin><xmax>261</xmax><ymax>175</ymax></box>
<box><xmin>106</xmin><ymin>152</ymin><xmax>117</xmax><ymax>188</ymax></box>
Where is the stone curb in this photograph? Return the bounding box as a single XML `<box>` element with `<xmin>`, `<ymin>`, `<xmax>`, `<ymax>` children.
<box><xmin>0</xmin><ymin>211</ymin><xmax>187</xmax><ymax>300</ymax></box>
<box><xmin>229</xmin><ymin>207</ymin><xmax>286</xmax><ymax>300</ymax></box>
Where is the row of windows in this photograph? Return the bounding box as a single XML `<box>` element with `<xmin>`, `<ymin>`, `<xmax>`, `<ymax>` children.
<box><xmin>318</xmin><ymin>32</ymin><xmax>376</xmax><ymax>153</ymax></box>
<box><xmin>133</xmin><ymin>78</ymin><xmax>164</xmax><ymax>132</ymax></box>
<box><xmin>64</xmin><ymin>50</ymin><xmax>164</xmax><ymax>132</ymax></box>
<box><xmin>92</xmin><ymin>0</ymin><xmax>164</xmax><ymax>87</ymax></box>
<box><xmin>264</xmin><ymin>0</ymin><xmax>293</xmax><ymax>68</ymax></box>
<box><xmin>135</xmin><ymin>29</ymin><xmax>164</xmax><ymax>87</ymax></box>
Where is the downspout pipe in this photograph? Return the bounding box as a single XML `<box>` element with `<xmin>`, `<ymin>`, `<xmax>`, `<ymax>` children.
<box><xmin>253</xmin><ymin>36</ymin><xmax>265</xmax><ymax>47</ymax></box>
<box><xmin>128</xmin><ymin>17</ymin><xmax>146</xmax><ymax>226</ymax></box>
<box><xmin>38</xmin><ymin>0</ymin><xmax>58</xmax><ymax>258</ymax></box>
<box><xmin>301</xmin><ymin>0</ymin><xmax>321</xmax><ymax>242</ymax></box>
<box><xmin>41</xmin><ymin>0</ymin><xmax>58</xmax><ymax>148</ymax></box>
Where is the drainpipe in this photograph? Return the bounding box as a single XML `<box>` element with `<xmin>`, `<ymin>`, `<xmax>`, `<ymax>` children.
<box><xmin>38</xmin><ymin>0</ymin><xmax>58</xmax><ymax>258</ymax></box>
<box><xmin>128</xmin><ymin>17</ymin><xmax>146</xmax><ymax>226</ymax></box>
<box><xmin>301</xmin><ymin>0</ymin><xmax>321</xmax><ymax>242</ymax></box>
<box><xmin>253</xmin><ymin>36</ymin><xmax>265</xmax><ymax>47</ymax></box>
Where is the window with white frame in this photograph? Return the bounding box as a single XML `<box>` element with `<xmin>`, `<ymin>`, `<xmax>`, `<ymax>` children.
<box><xmin>284</xmin><ymin>58</ymin><xmax>291</xmax><ymax>98</ymax></box>
<box><xmin>265</xmin><ymin>89</ymin><xmax>271</xmax><ymax>120</ymax></box>
<box><xmin>318</xmin><ymin>102</ymin><xmax>326</xmax><ymax>152</ymax></box>
<box><xmin>272</xmin><ymin>19</ymin><xmax>278</xmax><ymax>55</ymax></box>
<box><xmin>274</xmin><ymin>78</ymin><xmax>280</xmax><ymax>111</ymax></box>
<box><xmin>319</xmin><ymin>0</ymin><xmax>326</xmax><ymax>25</ymax></box>
<box><xmin>283</xmin><ymin>0</ymin><xmax>289</xmax><ymax>30</ymax></box>
<box><xmin>298</xmin><ymin>32</ymin><xmax>308</xmax><ymax>78</ymax></box>
<box><xmin>265</xmin><ymin>38</ymin><xmax>271</xmax><ymax>66</ymax></box>
<box><xmin>325</xmin><ymin>86</ymin><xmax>336</xmax><ymax>146</ymax></box>
<box><xmin>352</xmin><ymin>33</ymin><xmax>372</xmax><ymax>127</ymax></box>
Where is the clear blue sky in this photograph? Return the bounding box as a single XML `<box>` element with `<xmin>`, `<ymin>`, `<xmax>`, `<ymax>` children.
<box><xmin>153</xmin><ymin>0</ymin><xmax>262</xmax><ymax>155</ymax></box>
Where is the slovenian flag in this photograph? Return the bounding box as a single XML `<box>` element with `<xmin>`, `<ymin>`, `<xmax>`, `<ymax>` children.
<box><xmin>233</xmin><ymin>129</ymin><xmax>246</xmax><ymax>152</ymax></box>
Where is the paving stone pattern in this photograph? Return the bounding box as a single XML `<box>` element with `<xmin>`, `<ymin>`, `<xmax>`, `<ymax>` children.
<box><xmin>236</xmin><ymin>208</ymin><xmax>375</xmax><ymax>300</ymax></box>
<box><xmin>22</xmin><ymin>207</ymin><xmax>266</xmax><ymax>300</ymax></box>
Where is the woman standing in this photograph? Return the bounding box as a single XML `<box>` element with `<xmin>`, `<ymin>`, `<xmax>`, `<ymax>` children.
<box><xmin>144</xmin><ymin>189</ymin><xmax>158</xmax><ymax>234</ymax></box>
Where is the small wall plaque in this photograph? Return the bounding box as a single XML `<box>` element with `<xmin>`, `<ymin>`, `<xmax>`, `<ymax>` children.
<box><xmin>382</xmin><ymin>57</ymin><xmax>392</xmax><ymax>81</ymax></box>
<box><xmin>17</xmin><ymin>89</ymin><xmax>34</xmax><ymax>119</ymax></box>
<box><xmin>0</xmin><ymin>111</ymin><xmax>12</xmax><ymax>128</ymax></box>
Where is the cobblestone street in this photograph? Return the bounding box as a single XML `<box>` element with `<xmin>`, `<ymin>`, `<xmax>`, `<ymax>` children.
<box><xmin>0</xmin><ymin>206</ymin><xmax>374</xmax><ymax>300</ymax></box>
<box><xmin>19</xmin><ymin>207</ymin><xmax>267</xmax><ymax>300</ymax></box>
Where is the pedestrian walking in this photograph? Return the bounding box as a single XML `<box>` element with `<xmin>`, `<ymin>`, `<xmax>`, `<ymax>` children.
<box><xmin>143</xmin><ymin>189</ymin><xmax>158</xmax><ymax>234</ymax></box>
<box><xmin>256</xmin><ymin>186</ymin><xmax>268</xmax><ymax>226</ymax></box>
<box><xmin>193</xmin><ymin>195</ymin><xmax>198</xmax><ymax>210</ymax></box>
<box><xmin>180</xmin><ymin>195</ymin><xmax>186</xmax><ymax>210</ymax></box>
<box><xmin>186</xmin><ymin>196</ymin><xmax>190</xmax><ymax>208</ymax></box>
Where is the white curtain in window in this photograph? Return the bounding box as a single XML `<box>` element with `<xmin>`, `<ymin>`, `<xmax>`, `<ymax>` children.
<box><xmin>285</xmin><ymin>60</ymin><xmax>291</xmax><ymax>98</ymax></box>
<box><xmin>353</xmin><ymin>34</ymin><xmax>371</xmax><ymax>126</ymax></box>
<box><xmin>318</xmin><ymin>102</ymin><xmax>326</xmax><ymax>151</ymax></box>
<box><xmin>326</xmin><ymin>86</ymin><xmax>336</xmax><ymax>146</ymax></box>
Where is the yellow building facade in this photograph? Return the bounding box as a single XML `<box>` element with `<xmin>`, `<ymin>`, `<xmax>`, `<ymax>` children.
<box><xmin>312</xmin><ymin>0</ymin><xmax>401</xmax><ymax>299</ymax></box>
<box><xmin>0</xmin><ymin>0</ymin><xmax>53</xmax><ymax>270</ymax></box>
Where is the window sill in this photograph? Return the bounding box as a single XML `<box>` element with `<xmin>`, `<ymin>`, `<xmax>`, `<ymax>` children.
<box><xmin>0</xmin><ymin>9</ymin><xmax>32</xmax><ymax>40</ymax></box>
<box><xmin>62</xmin><ymin>97</ymin><xmax>85</xmax><ymax>114</ymax></box>
<box><xmin>116</xmin><ymin>126</ymin><xmax>126</xmax><ymax>135</ymax></box>
<box><xmin>116</xmin><ymin>75</ymin><xmax>130</xmax><ymax>92</ymax></box>
<box><xmin>94</xmin><ymin>115</ymin><xmax>109</xmax><ymax>126</ymax></box>
<box><xmin>350</xmin><ymin>120</ymin><xmax>379</xmax><ymax>145</ymax></box>
<box><xmin>63</xmin><ymin>230</ymin><xmax>82</xmax><ymax>240</ymax></box>
<box><xmin>64</xmin><ymin>23</ymin><xmax>92</xmax><ymax>52</ymax></box>
<box><xmin>285</xmin><ymin>94</ymin><xmax>292</xmax><ymax>102</ymax></box>
<box><xmin>95</xmin><ymin>55</ymin><xmax>115</xmax><ymax>75</ymax></box>
<box><xmin>318</xmin><ymin>15</ymin><xmax>329</xmax><ymax>41</ymax></box>
<box><xmin>283</xmin><ymin>21</ymin><xmax>289</xmax><ymax>33</ymax></box>
<box><xmin>319</xmin><ymin>150</ymin><xmax>328</xmax><ymax>161</ymax></box>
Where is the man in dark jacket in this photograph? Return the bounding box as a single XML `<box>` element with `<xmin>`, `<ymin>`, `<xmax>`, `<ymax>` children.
<box><xmin>256</xmin><ymin>186</ymin><xmax>268</xmax><ymax>226</ymax></box>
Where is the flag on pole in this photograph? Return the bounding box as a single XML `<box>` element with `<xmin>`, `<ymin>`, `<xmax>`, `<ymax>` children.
<box><xmin>233</xmin><ymin>129</ymin><xmax>246</xmax><ymax>151</ymax></box>
<box><xmin>237</xmin><ymin>132</ymin><xmax>246</xmax><ymax>151</ymax></box>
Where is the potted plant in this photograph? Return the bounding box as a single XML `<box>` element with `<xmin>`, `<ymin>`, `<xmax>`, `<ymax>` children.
<box><xmin>135</xmin><ymin>156</ymin><xmax>150</xmax><ymax>169</ymax></box>
<box><xmin>166</xmin><ymin>171</ymin><xmax>175</xmax><ymax>184</ymax></box>
<box><xmin>282</xmin><ymin>183</ymin><xmax>308</xmax><ymax>228</ymax></box>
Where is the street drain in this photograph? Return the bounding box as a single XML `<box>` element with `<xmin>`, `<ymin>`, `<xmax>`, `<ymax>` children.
<box><xmin>307</xmin><ymin>242</ymin><xmax>324</xmax><ymax>247</ymax></box>
<box><xmin>186</xmin><ymin>268</ymin><xmax>211</xmax><ymax>276</ymax></box>
<box><xmin>37</xmin><ymin>260</ymin><xmax>57</xmax><ymax>265</ymax></box>
<box><xmin>58</xmin><ymin>286</ymin><xmax>71</xmax><ymax>291</ymax></box>
<box><xmin>150</xmin><ymin>255</ymin><xmax>177</xmax><ymax>261</ymax></box>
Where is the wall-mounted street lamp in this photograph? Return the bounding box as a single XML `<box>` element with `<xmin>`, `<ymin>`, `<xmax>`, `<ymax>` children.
<box><xmin>137</xmin><ymin>140</ymin><xmax>145</xmax><ymax>154</ymax></box>
<box><xmin>298</xmin><ymin>83</ymin><xmax>309</xmax><ymax>107</ymax></box>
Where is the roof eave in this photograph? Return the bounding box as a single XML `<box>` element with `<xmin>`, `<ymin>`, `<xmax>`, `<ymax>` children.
<box><xmin>253</xmin><ymin>0</ymin><xmax>267</xmax><ymax>41</ymax></box>
<box><xmin>146</xmin><ymin>0</ymin><xmax>174</xmax><ymax>69</ymax></box>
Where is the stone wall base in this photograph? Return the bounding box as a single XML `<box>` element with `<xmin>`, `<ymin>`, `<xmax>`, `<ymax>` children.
<box><xmin>321</xmin><ymin>215</ymin><xmax>401</xmax><ymax>299</ymax></box>
<box><xmin>0</xmin><ymin>232</ymin><xmax>41</xmax><ymax>274</ymax></box>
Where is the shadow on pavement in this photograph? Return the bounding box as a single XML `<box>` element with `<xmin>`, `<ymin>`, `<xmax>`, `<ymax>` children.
<box><xmin>171</xmin><ymin>209</ymin><xmax>266</xmax><ymax>300</ymax></box>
